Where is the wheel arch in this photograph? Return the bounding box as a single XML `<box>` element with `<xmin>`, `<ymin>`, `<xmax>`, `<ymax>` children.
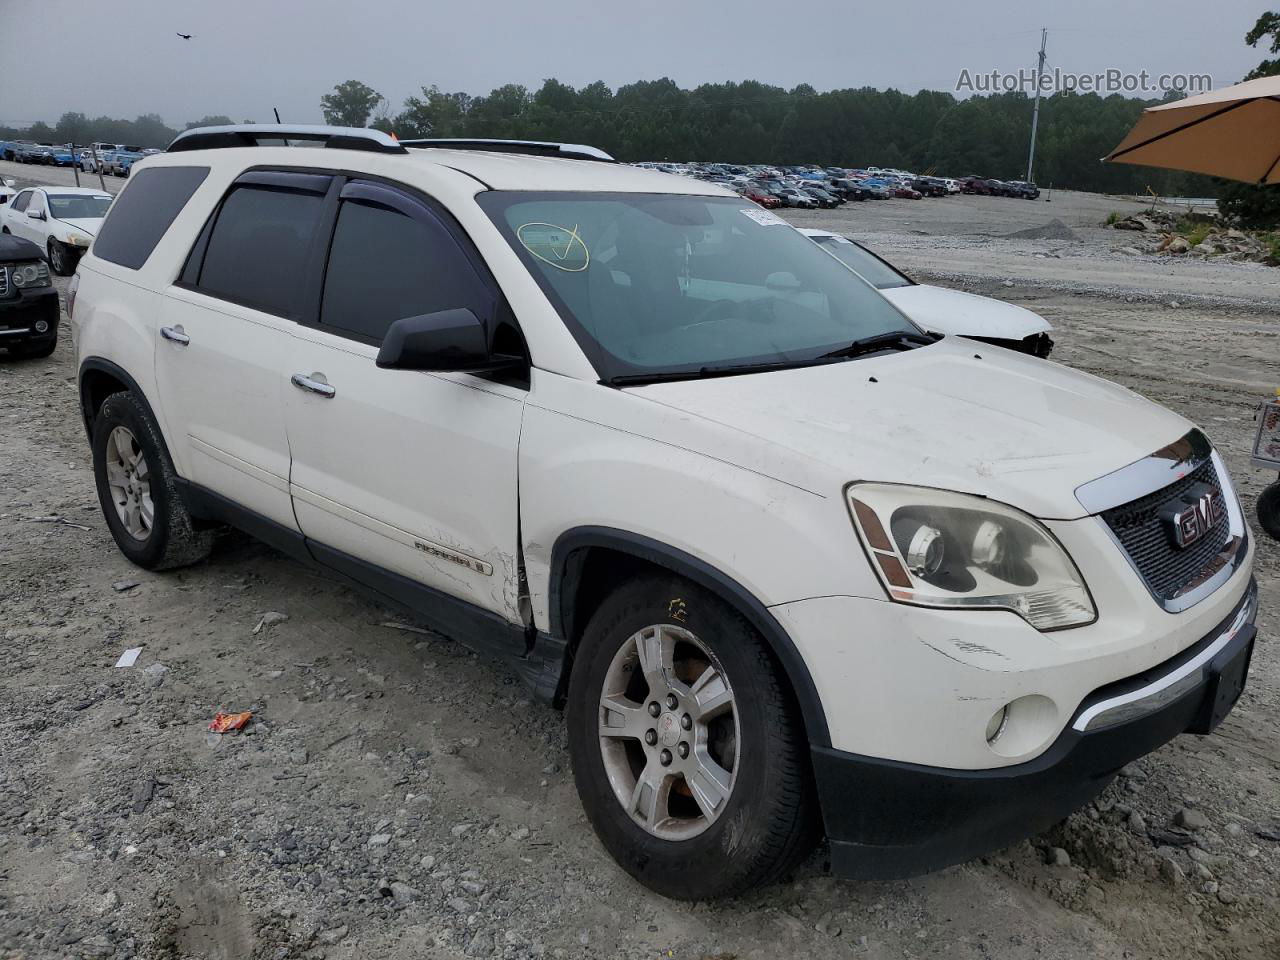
<box><xmin>78</xmin><ymin>358</ymin><xmax>175</xmax><ymax>467</ymax></box>
<box><xmin>548</xmin><ymin>526</ymin><xmax>831</xmax><ymax>748</ymax></box>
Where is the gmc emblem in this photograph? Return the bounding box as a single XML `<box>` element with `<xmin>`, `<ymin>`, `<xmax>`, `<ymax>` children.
<box><xmin>1162</xmin><ymin>484</ymin><xmax>1224</xmax><ymax>549</ymax></box>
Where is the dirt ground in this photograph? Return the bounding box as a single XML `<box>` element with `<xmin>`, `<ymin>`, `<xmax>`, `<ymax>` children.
<box><xmin>1</xmin><ymin>172</ymin><xmax>1279</xmax><ymax>960</ymax></box>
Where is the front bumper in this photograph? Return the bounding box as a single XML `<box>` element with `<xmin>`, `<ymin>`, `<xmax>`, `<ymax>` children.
<box><xmin>0</xmin><ymin>288</ymin><xmax>60</xmax><ymax>350</ymax></box>
<box><xmin>813</xmin><ymin>579</ymin><xmax>1257</xmax><ymax>879</ymax></box>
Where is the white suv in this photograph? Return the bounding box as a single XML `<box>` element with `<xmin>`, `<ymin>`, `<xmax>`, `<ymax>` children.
<box><xmin>69</xmin><ymin>126</ymin><xmax>1258</xmax><ymax>900</ymax></box>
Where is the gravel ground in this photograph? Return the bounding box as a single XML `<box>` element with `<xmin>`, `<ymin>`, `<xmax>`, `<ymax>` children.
<box><xmin>1</xmin><ymin>182</ymin><xmax>1278</xmax><ymax>960</ymax></box>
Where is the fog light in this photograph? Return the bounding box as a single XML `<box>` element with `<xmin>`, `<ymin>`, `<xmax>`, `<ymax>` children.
<box><xmin>985</xmin><ymin>705</ymin><xmax>1010</xmax><ymax>744</ymax></box>
<box><xmin>34</xmin><ymin>320</ymin><xmax>49</xmax><ymax>333</ymax></box>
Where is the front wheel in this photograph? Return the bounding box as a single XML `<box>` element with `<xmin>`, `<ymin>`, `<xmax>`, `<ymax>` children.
<box><xmin>1258</xmin><ymin>482</ymin><xmax>1280</xmax><ymax>540</ymax></box>
<box><xmin>48</xmin><ymin>240</ymin><xmax>74</xmax><ymax>276</ymax></box>
<box><xmin>567</xmin><ymin>576</ymin><xmax>818</xmax><ymax>900</ymax></box>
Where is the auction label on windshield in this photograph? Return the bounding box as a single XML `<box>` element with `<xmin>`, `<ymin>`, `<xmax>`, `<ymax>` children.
<box><xmin>740</xmin><ymin>208</ymin><xmax>788</xmax><ymax>227</ymax></box>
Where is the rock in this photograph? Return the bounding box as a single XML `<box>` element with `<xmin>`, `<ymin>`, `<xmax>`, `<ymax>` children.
<box><xmin>1047</xmin><ymin>846</ymin><xmax>1072</xmax><ymax>867</ymax></box>
<box><xmin>1225</xmin><ymin>822</ymin><xmax>1244</xmax><ymax>838</ymax></box>
<box><xmin>510</xmin><ymin>827</ymin><xmax>529</xmax><ymax>841</ymax></box>
<box><xmin>1218</xmin><ymin>888</ymin><xmax>1238</xmax><ymax>905</ymax></box>
<box><xmin>367</xmin><ymin>833</ymin><xmax>392</xmax><ymax>848</ymax></box>
<box><xmin>1201</xmin><ymin>880</ymin><xmax>1219</xmax><ymax>896</ymax></box>
<box><xmin>447</xmin><ymin>897</ymin><xmax>471</xmax><ymax>914</ymax></box>
<box><xmin>94</xmin><ymin>891</ymin><xmax>121</xmax><ymax>916</ymax></box>
<box><xmin>318</xmin><ymin>925</ymin><xmax>348</xmax><ymax>945</ymax></box>
<box><xmin>253</xmin><ymin>611</ymin><xmax>289</xmax><ymax>635</ymax></box>
<box><xmin>1159</xmin><ymin>856</ymin><xmax>1184</xmax><ymax>885</ymax></box>
<box><xmin>816</xmin><ymin>912</ymin><xmax>842</xmax><ymax>936</ymax></box>
<box><xmin>1168</xmin><ymin>300</ymin><xmax>1181</xmax><ymax>308</ymax></box>
<box><xmin>1120</xmin><ymin>246</ymin><xmax>1143</xmax><ymax>256</ymax></box>
<box><xmin>465</xmin><ymin>932</ymin><xmax>495</xmax><ymax>957</ymax></box>
<box><xmin>112</xmin><ymin>580</ymin><xmax>140</xmax><ymax>593</ymax></box>
<box><xmin>1127</xmin><ymin>811</ymin><xmax>1147</xmax><ymax>834</ymax></box>
<box><xmin>1192</xmin><ymin>862</ymin><xmax>1214</xmax><ymax>881</ymax></box>
<box><xmin>420</xmin><ymin>854</ymin><xmax>436</xmax><ymax>870</ymax></box>
<box><xmin>1175</xmin><ymin>808</ymin><xmax>1210</xmax><ymax>831</ymax></box>
<box><xmin>459</xmin><ymin>879</ymin><xmax>486</xmax><ymax>895</ymax></box>
<box><xmin>451</xmin><ymin>823</ymin><xmax>473</xmax><ymax>838</ymax></box>
<box><xmin>388</xmin><ymin>881</ymin><xmax>418</xmax><ymax>904</ymax></box>
<box><xmin>1165</xmin><ymin>238</ymin><xmax>1190</xmax><ymax>254</ymax></box>
<box><xmin>1112</xmin><ymin>216</ymin><xmax>1156</xmax><ymax>231</ymax></box>
<box><xmin>1001</xmin><ymin>280</ymin><xmax>1015</xmax><ymax>288</ymax></box>
<box><xmin>1255</xmin><ymin>825</ymin><xmax>1280</xmax><ymax>842</ymax></box>
<box><xmin>131</xmin><ymin>776</ymin><xmax>155</xmax><ymax>814</ymax></box>
<box><xmin>1119</xmin><ymin>763</ymin><xmax>1147</xmax><ymax>780</ymax></box>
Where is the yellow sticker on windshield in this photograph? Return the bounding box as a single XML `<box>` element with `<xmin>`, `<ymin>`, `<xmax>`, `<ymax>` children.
<box><xmin>516</xmin><ymin>222</ymin><xmax>590</xmax><ymax>272</ymax></box>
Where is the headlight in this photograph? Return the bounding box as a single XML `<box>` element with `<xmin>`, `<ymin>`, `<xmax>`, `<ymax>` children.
<box><xmin>847</xmin><ymin>483</ymin><xmax>1096</xmax><ymax>631</ymax></box>
<box><xmin>10</xmin><ymin>261</ymin><xmax>51</xmax><ymax>289</ymax></box>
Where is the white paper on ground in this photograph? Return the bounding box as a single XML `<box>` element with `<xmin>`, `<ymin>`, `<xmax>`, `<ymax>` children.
<box><xmin>115</xmin><ymin>647</ymin><xmax>142</xmax><ymax>668</ymax></box>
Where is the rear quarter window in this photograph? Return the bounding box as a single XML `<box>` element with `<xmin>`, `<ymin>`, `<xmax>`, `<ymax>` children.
<box><xmin>92</xmin><ymin>166</ymin><xmax>210</xmax><ymax>270</ymax></box>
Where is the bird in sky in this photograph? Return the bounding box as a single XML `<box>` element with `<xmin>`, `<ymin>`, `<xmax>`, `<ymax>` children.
<box><xmin>176</xmin><ymin>32</ymin><xmax>193</xmax><ymax>40</ymax></box>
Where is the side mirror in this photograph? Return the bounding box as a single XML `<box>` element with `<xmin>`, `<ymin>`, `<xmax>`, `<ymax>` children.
<box><xmin>376</xmin><ymin>308</ymin><xmax>522</xmax><ymax>373</ymax></box>
<box><xmin>2</xmin><ymin>178</ymin><xmax>14</xmax><ymax>187</ymax></box>
<box><xmin>28</xmin><ymin>209</ymin><xmax>46</xmax><ymax>221</ymax></box>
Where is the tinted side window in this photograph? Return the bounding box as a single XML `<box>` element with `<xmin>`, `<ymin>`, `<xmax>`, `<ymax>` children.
<box><xmin>196</xmin><ymin>185</ymin><xmax>324</xmax><ymax>317</ymax></box>
<box><xmin>10</xmin><ymin>191</ymin><xmax>30</xmax><ymax>213</ymax></box>
<box><xmin>93</xmin><ymin>166</ymin><xmax>209</xmax><ymax>270</ymax></box>
<box><xmin>320</xmin><ymin>195</ymin><xmax>489</xmax><ymax>343</ymax></box>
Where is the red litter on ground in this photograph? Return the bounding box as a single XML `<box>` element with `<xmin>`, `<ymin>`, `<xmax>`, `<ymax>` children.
<box><xmin>208</xmin><ymin>711</ymin><xmax>253</xmax><ymax>733</ymax></box>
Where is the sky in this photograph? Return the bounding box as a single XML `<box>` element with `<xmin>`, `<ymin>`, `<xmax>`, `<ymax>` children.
<box><xmin>0</xmin><ymin>0</ymin><xmax>1268</xmax><ymax>128</ymax></box>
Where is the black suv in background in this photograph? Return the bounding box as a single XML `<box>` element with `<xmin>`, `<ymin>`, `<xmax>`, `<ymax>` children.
<box><xmin>0</xmin><ymin>235</ymin><xmax>59</xmax><ymax>358</ymax></box>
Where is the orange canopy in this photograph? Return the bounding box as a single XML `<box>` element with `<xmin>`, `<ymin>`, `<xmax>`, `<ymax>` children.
<box><xmin>1105</xmin><ymin>76</ymin><xmax>1280</xmax><ymax>185</ymax></box>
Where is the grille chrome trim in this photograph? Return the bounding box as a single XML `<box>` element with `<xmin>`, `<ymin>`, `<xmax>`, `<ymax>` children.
<box><xmin>1075</xmin><ymin>428</ymin><xmax>1212</xmax><ymax>514</ymax></box>
<box><xmin>0</xmin><ymin>265</ymin><xmax>8</xmax><ymax>297</ymax></box>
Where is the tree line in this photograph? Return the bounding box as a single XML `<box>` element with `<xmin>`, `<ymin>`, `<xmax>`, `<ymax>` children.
<box><xmin>1</xmin><ymin>84</ymin><xmax>1214</xmax><ymax>199</ymax></box>
<box><xmin>318</xmin><ymin>78</ymin><xmax>1217</xmax><ymax>198</ymax></box>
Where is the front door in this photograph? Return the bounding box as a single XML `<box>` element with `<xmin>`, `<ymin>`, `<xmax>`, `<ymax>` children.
<box><xmin>284</xmin><ymin>178</ymin><xmax>527</xmax><ymax>632</ymax></box>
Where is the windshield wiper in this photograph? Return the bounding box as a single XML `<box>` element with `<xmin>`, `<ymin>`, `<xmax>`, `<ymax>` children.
<box><xmin>608</xmin><ymin>358</ymin><xmax>821</xmax><ymax>387</ymax></box>
<box><xmin>818</xmin><ymin>330</ymin><xmax>936</xmax><ymax>360</ymax></box>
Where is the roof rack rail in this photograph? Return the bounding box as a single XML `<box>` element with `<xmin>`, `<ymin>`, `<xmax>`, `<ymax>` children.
<box><xmin>167</xmin><ymin>124</ymin><xmax>407</xmax><ymax>155</ymax></box>
<box><xmin>398</xmin><ymin>138</ymin><xmax>614</xmax><ymax>162</ymax></box>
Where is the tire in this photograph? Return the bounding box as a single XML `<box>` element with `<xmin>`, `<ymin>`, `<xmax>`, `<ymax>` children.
<box><xmin>91</xmin><ymin>391</ymin><xmax>214</xmax><ymax>570</ymax></box>
<box><xmin>566</xmin><ymin>575</ymin><xmax>818</xmax><ymax>900</ymax></box>
<box><xmin>48</xmin><ymin>240</ymin><xmax>72</xmax><ymax>276</ymax></box>
<box><xmin>1258</xmin><ymin>483</ymin><xmax>1280</xmax><ymax>540</ymax></box>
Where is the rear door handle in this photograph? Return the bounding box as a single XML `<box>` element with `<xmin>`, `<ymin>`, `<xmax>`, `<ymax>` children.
<box><xmin>291</xmin><ymin>373</ymin><xmax>336</xmax><ymax>399</ymax></box>
<box><xmin>159</xmin><ymin>325</ymin><xmax>190</xmax><ymax>345</ymax></box>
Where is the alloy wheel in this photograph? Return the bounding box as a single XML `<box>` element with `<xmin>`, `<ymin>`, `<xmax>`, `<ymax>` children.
<box><xmin>104</xmin><ymin>426</ymin><xmax>153</xmax><ymax>540</ymax></box>
<box><xmin>597</xmin><ymin>623</ymin><xmax>739</xmax><ymax>840</ymax></box>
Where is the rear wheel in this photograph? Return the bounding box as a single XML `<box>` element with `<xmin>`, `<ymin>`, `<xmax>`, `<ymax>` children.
<box><xmin>1258</xmin><ymin>483</ymin><xmax>1280</xmax><ymax>540</ymax></box>
<box><xmin>567</xmin><ymin>575</ymin><xmax>818</xmax><ymax>900</ymax></box>
<box><xmin>91</xmin><ymin>391</ymin><xmax>213</xmax><ymax>570</ymax></box>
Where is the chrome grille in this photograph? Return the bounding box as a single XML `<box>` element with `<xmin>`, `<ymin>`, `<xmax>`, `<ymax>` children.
<box><xmin>1101</xmin><ymin>459</ymin><xmax>1230</xmax><ymax>601</ymax></box>
<box><xmin>0</xmin><ymin>265</ymin><xmax>8</xmax><ymax>298</ymax></box>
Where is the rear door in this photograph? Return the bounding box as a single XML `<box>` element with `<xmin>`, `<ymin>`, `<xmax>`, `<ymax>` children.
<box><xmin>154</xmin><ymin>170</ymin><xmax>331</xmax><ymax>531</ymax></box>
<box><xmin>284</xmin><ymin>177</ymin><xmax>528</xmax><ymax>631</ymax></box>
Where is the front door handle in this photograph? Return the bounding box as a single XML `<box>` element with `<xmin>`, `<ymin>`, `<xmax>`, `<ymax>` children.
<box><xmin>160</xmin><ymin>325</ymin><xmax>190</xmax><ymax>345</ymax></box>
<box><xmin>291</xmin><ymin>372</ymin><xmax>336</xmax><ymax>399</ymax></box>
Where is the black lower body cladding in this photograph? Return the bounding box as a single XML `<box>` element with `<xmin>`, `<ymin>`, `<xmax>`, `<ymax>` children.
<box><xmin>0</xmin><ymin>287</ymin><xmax>60</xmax><ymax>356</ymax></box>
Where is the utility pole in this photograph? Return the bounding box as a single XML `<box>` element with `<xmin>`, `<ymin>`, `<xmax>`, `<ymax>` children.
<box><xmin>1026</xmin><ymin>27</ymin><xmax>1048</xmax><ymax>183</ymax></box>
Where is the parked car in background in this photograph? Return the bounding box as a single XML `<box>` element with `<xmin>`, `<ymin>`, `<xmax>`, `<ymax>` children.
<box><xmin>108</xmin><ymin>151</ymin><xmax>145</xmax><ymax>177</ymax></box>
<box><xmin>960</xmin><ymin>175</ymin><xmax>991</xmax><ymax>195</ymax></box>
<box><xmin>17</xmin><ymin>143</ymin><xmax>55</xmax><ymax>165</ymax></box>
<box><xmin>776</xmin><ymin>187</ymin><xmax>819</xmax><ymax>208</ymax></box>
<box><xmin>0</xmin><ymin>186</ymin><xmax>113</xmax><ymax>275</ymax></box>
<box><xmin>1006</xmin><ymin>180</ymin><xmax>1041</xmax><ymax>199</ymax></box>
<box><xmin>741</xmin><ymin>186</ymin><xmax>781</xmax><ymax>209</ymax></box>
<box><xmin>0</xmin><ymin>233</ymin><xmax>59</xmax><ymax>358</ymax></box>
<box><xmin>800</xmin><ymin>185</ymin><xmax>841</xmax><ymax>208</ymax></box>
<box><xmin>800</xmin><ymin>228</ymin><xmax>1054</xmax><ymax>356</ymax></box>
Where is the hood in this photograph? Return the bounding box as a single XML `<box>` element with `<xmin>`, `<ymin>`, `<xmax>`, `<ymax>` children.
<box><xmin>628</xmin><ymin>338</ymin><xmax>1191</xmax><ymax>520</ymax></box>
<box><xmin>880</xmin><ymin>284</ymin><xmax>1051</xmax><ymax>339</ymax></box>
<box><xmin>55</xmin><ymin>217</ymin><xmax>101</xmax><ymax>237</ymax></box>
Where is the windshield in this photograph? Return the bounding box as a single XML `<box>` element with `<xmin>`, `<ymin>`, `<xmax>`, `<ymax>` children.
<box><xmin>479</xmin><ymin>192</ymin><xmax>917</xmax><ymax>381</ymax></box>
<box><xmin>48</xmin><ymin>194</ymin><xmax>113</xmax><ymax>220</ymax></box>
<box><xmin>810</xmin><ymin>235</ymin><xmax>912</xmax><ymax>290</ymax></box>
